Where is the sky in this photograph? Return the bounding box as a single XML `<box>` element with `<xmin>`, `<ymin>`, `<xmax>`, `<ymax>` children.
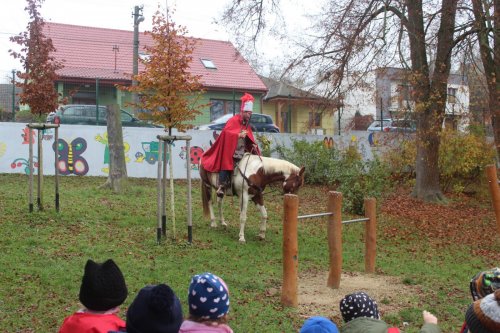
<box><xmin>0</xmin><ymin>0</ymin><xmax>317</xmax><ymax>83</ymax></box>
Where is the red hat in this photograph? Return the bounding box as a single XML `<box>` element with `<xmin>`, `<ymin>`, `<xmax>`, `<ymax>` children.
<box><xmin>240</xmin><ymin>93</ymin><xmax>254</xmax><ymax>114</ymax></box>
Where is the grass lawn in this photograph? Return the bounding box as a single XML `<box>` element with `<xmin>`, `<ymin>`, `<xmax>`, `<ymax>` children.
<box><xmin>0</xmin><ymin>173</ymin><xmax>498</xmax><ymax>332</ymax></box>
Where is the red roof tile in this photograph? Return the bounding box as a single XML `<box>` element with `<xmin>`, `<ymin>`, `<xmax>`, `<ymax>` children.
<box><xmin>44</xmin><ymin>22</ymin><xmax>267</xmax><ymax>92</ymax></box>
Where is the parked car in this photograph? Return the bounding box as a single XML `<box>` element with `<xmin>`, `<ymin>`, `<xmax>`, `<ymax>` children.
<box><xmin>46</xmin><ymin>104</ymin><xmax>162</xmax><ymax>128</ymax></box>
<box><xmin>367</xmin><ymin>119</ymin><xmax>392</xmax><ymax>132</ymax></box>
<box><xmin>195</xmin><ymin>113</ymin><xmax>280</xmax><ymax>132</ymax></box>
<box><xmin>367</xmin><ymin>119</ymin><xmax>416</xmax><ymax>133</ymax></box>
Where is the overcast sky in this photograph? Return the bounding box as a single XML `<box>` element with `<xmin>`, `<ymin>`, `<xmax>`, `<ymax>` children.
<box><xmin>0</xmin><ymin>0</ymin><xmax>317</xmax><ymax>83</ymax></box>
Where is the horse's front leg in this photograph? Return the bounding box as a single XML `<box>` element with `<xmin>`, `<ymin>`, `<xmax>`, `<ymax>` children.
<box><xmin>238</xmin><ymin>193</ymin><xmax>249</xmax><ymax>243</ymax></box>
<box><xmin>252</xmin><ymin>193</ymin><xmax>267</xmax><ymax>240</ymax></box>
<box><xmin>217</xmin><ymin>196</ymin><xmax>227</xmax><ymax>227</ymax></box>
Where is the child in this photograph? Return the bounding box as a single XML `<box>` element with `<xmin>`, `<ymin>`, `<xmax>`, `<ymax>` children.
<box><xmin>125</xmin><ymin>283</ymin><xmax>184</xmax><ymax>333</ymax></box>
<box><xmin>339</xmin><ymin>291</ymin><xmax>440</xmax><ymax>333</ymax></box>
<box><xmin>460</xmin><ymin>267</ymin><xmax>500</xmax><ymax>333</ymax></box>
<box><xmin>300</xmin><ymin>316</ymin><xmax>339</xmax><ymax>333</ymax></box>
<box><xmin>464</xmin><ymin>289</ymin><xmax>500</xmax><ymax>333</ymax></box>
<box><xmin>179</xmin><ymin>272</ymin><xmax>233</xmax><ymax>333</ymax></box>
<box><xmin>59</xmin><ymin>259</ymin><xmax>128</xmax><ymax>333</ymax></box>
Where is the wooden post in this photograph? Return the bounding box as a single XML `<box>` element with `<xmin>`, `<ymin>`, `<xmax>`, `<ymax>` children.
<box><xmin>168</xmin><ymin>143</ymin><xmax>176</xmax><ymax>239</ymax></box>
<box><xmin>485</xmin><ymin>165</ymin><xmax>500</xmax><ymax>235</ymax></box>
<box><xmin>364</xmin><ymin>197</ymin><xmax>377</xmax><ymax>273</ymax></box>
<box><xmin>156</xmin><ymin>140</ymin><xmax>163</xmax><ymax>244</ymax></box>
<box><xmin>54</xmin><ymin>127</ymin><xmax>60</xmax><ymax>212</ymax></box>
<box><xmin>186</xmin><ymin>139</ymin><xmax>193</xmax><ymax>244</ymax></box>
<box><xmin>28</xmin><ymin>127</ymin><xmax>34</xmax><ymax>213</ymax></box>
<box><xmin>37</xmin><ymin>129</ymin><xmax>43</xmax><ymax>210</ymax></box>
<box><xmin>327</xmin><ymin>191</ymin><xmax>342</xmax><ymax>288</ymax></box>
<box><xmin>281</xmin><ymin>194</ymin><xmax>298</xmax><ymax>307</ymax></box>
<box><xmin>162</xmin><ymin>141</ymin><xmax>168</xmax><ymax>237</ymax></box>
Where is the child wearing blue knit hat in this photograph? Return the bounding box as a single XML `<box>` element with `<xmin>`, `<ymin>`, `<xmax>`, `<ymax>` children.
<box><xmin>300</xmin><ymin>316</ymin><xmax>339</xmax><ymax>333</ymax></box>
<box><xmin>179</xmin><ymin>272</ymin><xmax>233</xmax><ymax>333</ymax></box>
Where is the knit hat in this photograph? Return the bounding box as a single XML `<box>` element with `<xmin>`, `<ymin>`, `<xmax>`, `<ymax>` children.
<box><xmin>126</xmin><ymin>284</ymin><xmax>183</xmax><ymax>333</ymax></box>
<box><xmin>470</xmin><ymin>268</ymin><xmax>500</xmax><ymax>301</ymax></box>
<box><xmin>300</xmin><ymin>316</ymin><xmax>339</xmax><ymax>333</ymax></box>
<box><xmin>339</xmin><ymin>291</ymin><xmax>380</xmax><ymax>323</ymax></box>
<box><xmin>188</xmin><ymin>272</ymin><xmax>230</xmax><ymax>320</ymax></box>
<box><xmin>240</xmin><ymin>93</ymin><xmax>254</xmax><ymax>113</ymax></box>
<box><xmin>79</xmin><ymin>259</ymin><xmax>128</xmax><ymax>311</ymax></box>
<box><xmin>465</xmin><ymin>289</ymin><xmax>500</xmax><ymax>333</ymax></box>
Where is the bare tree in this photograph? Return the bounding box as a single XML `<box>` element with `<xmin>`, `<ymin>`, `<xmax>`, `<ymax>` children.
<box><xmin>469</xmin><ymin>0</ymin><xmax>500</xmax><ymax>157</ymax></box>
<box><xmin>222</xmin><ymin>0</ymin><xmax>458</xmax><ymax>202</ymax></box>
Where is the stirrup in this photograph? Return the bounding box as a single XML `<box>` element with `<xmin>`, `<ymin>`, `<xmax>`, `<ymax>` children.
<box><xmin>216</xmin><ymin>185</ymin><xmax>225</xmax><ymax>198</ymax></box>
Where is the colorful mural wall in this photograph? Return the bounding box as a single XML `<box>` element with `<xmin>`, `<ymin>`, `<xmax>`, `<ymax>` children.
<box><xmin>0</xmin><ymin>122</ymin><xmax>388</xmax><ymax>179</ymax></box>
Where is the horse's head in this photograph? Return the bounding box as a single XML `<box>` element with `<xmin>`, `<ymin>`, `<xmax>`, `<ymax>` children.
<box><xmin>283</xmin><ymin>167</ymin><xmax>305</xmax><ymax>194</ymax></box>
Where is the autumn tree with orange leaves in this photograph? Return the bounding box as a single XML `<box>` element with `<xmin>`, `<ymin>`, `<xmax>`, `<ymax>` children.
<box><xmin>10</xmin><ymin>0</ymin><xmax>63</xmax><ymax>117</ymax></box>
<box><xmin>123</xmin><ymin>9</ymin><xmax>205</xmax><ymax>135</ymax></box>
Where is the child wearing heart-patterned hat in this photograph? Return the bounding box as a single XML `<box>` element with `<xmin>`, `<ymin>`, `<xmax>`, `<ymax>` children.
<box><xmin>179</xmin><ymin>272</ymin><xmax>233</xmax><ymax>333</ymax></box>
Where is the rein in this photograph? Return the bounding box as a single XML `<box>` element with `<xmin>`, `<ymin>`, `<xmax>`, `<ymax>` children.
<box><xmin>235</xmin><ymin>157</ymin><xmax>263</xmax><ymax>193</ymax></box>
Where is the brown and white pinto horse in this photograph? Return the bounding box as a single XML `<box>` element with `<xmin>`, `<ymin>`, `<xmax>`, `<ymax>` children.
<box><xmin>200</xmin><ymin>153</ymin><xmax>305</xmax><ymax>243</ymax></box>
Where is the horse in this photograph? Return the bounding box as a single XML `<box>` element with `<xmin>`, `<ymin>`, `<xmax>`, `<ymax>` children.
<box><xmin>200</xmin><ymin>153</ymin><xmax>305</xmax><ymax>243</ymax></box>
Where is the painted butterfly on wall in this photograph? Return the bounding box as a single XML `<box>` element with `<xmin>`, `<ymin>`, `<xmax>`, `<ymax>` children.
<box><xmin>52</xmin><ymin>138</ymin><xmax>89</xmax><ymax>176</ymax></box>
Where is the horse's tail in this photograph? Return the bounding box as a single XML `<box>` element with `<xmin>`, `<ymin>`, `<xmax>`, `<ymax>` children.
<box><xmin>200</xmin><ymin>164</ymin><xmax>211</xmax><ymax>218</ymax></box>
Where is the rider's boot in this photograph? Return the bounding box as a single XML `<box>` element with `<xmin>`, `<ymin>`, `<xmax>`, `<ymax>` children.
<box><xmin>216</xmin><ymin>184</ymin><xmax>225</xmax><ymax>198</ymax></box>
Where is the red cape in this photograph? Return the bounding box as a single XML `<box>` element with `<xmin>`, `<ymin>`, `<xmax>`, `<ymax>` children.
<box><xmin>201</xmin><ymin>114</ymin><xmax>260</xmax><ymax>172</ymax></box>
<box><xmin>59</xmin><ymin>312</ymin><xmax>125</xmax><ymax>333</ymax></box>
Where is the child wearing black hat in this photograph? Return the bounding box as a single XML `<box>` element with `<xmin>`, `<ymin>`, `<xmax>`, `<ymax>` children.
<box><xmin>59</xmin><ymin>259</ymin><xmax>128</xmax><ymax>333</ymax></box>
<box><xmin>125</xmin><ymin>283</ymin><xmax>184</xmax><ymax>333</ymax></box>
<box><xmin>339</xmin><ymin>291</ymin><xmax>440</xmax><ymax>333</ymax></box>
<box><xmin>179</xmin><ymin>272</ymin><xmax>233</xmax><ymax>333</ymax></box>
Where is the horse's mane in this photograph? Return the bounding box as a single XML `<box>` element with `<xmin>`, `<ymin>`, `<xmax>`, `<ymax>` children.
<box><xmin>258</xmin><ymin>155</ymin><xmax>299</xmax><ymax>176</ymax></box>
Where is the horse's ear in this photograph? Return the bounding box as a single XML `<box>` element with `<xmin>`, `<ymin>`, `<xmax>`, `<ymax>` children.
<box><xmin>299</xmin><ymin>166</ymin><xmax>305</xmax><ymax>176</ymax></box>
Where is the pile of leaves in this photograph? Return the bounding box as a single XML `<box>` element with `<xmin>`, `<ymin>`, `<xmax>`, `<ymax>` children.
<box><xmin>380</xmin><ymin>187</ymin><xmax>498</xmax><ymax>263</ymax></box>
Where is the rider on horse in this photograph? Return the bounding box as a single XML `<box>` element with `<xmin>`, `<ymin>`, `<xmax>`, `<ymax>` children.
<box><xmin>201</xmin><ymin>93</ymin><xmax>261</xmax><ymax>198</ymax></box>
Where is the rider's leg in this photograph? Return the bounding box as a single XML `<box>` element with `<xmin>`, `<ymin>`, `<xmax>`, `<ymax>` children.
<box><xmin>217</xmin><ymin>170</ymin><xmax>231</xmax><ymax>197</ymax></box>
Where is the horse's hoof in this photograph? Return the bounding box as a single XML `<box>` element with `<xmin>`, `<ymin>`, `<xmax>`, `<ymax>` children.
<box><xmin>258</xmin><ymin>233</ymin><xmax>266</xmax><ymax>240</ymax></box>
<box><xmin>221</xmin><ymin>221</ymin><xmax>228</xmax><ymax>227</ymax></box>
<box><xmin>210</xmin><ymin>222</ymin><xmax>217</xmax><ymax>228</ymax></box>
<box><xmin>239</xmin><ymin>238</ymin><xmax>246</xmax><ymax>243</ymax></box>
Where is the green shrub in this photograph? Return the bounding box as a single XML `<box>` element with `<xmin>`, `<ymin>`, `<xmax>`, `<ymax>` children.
<box><xmin>276</xmin><ymin>139</ymin><xmax>390</xmax><ymax>214</ymax></box>
<box><xmin>439</xmin><ymin>129</ymin><xmax>495</xmax><ymax>192</ymax></box>
<box><xmin>255</xmin><ymin>133</ymin><xmax>273</xmax><ymax>157</ymax></box>
<box><xmin>14</xmin><ymin>110</ymin><xmax>47</xmax><ymax>123</ymax></box>
<box><xmin>383</xmin><ymin>129</ymin><xmax>495</xmax><ymax>193</ymax></box>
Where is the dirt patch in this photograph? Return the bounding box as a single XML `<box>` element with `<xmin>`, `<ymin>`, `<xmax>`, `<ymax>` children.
<box><xmin>296</xmin><ymin>270</ymin><xmax>419</xmax><ymax>323</ymax></box>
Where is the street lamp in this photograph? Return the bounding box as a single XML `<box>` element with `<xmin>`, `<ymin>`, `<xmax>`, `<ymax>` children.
<box><xmin>132</xmin><ymin>5</ymin><xmax>144</xmax><ymax>115</ymax></box>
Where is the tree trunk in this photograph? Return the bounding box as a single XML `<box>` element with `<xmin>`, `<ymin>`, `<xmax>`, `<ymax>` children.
<box><xmin>407</xmin><ymin>0</ymin><xmax>457</xmax><ymax>201</ymax></box>
<box><xmin>101</xmin><ymin>104</ymin><xmax>127</xmax><ymax>192</ymax></box>
<box><xmin>472</xmin><ymin>0</ymin><xmax>500</xmax><ymax>158</ymax></box>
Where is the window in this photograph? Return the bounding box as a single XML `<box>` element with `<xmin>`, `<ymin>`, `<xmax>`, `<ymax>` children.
<box><xmin>448</xmin><ymin>87</ymin><xmax>457</xmax><ymax>104</ymax></box>
<box><xmin>309</xmin><ymin>112</ymin><xmax>321</xmax><ymax>127</ymax></box>
<box><xmin>210</xmin><ymin>99</ymin><xmax>241</xmax><ymax>121</ymax></box>
<box><xmin>251</xmin><ymin>114</ymin><xmax>266</xmax><ymax>123</ymax></box>
<box><xmin>201</xmin><ymin>59</ymin><xmax>217</xmax><ymax>69</ymax></box>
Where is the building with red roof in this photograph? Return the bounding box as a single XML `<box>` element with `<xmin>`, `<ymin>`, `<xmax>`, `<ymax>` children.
<box><xmin>43</xmin><ymin>22</ymin><xmax>267</xmax><ymax>125</ymax></box>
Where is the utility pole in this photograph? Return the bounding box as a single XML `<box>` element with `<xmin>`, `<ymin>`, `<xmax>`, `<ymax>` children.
<box><xmin>132</xmin><ymin>5</ymin><xmax>144</xmax><ymax>116</ymax></box>
<box><xmin>11</xmin><ymin>69</ymin><xmax>16</xmax><ymax>121</ymax></box>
